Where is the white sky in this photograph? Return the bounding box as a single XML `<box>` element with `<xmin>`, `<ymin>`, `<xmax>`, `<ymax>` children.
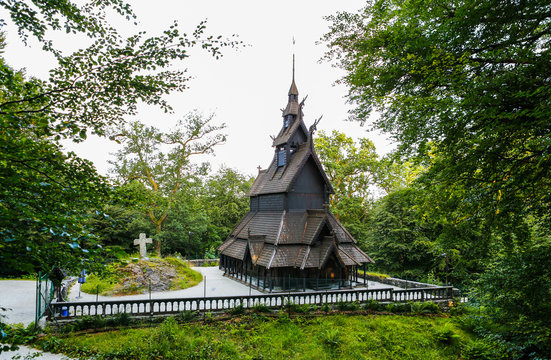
<box><xmin>2</xmin><ymin>0</ymin><xmax>394</xmax><ymax>178</ymax></box>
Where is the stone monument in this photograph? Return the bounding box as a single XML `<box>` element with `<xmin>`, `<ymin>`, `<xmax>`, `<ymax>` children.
<box><xmin>134</xmin><ymin>233</ymin><xmax>152</xmax><ymax>258</ymax></box>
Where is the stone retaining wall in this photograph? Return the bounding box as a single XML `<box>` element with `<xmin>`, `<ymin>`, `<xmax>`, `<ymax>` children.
<box><xmin>187</xmin><ymin>259</ymin><xmax>219</xmax><ymax>267</ymax></box>
<box><xmin>364</xmin><ymin>275</ymin><xmax>439</xmax><ymax>289</ymax></box>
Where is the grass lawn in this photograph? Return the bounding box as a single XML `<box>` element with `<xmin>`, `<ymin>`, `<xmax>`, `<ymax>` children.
<box><xmin>46</xmin><ymin>314</ymin><xmax>475</xmax><ymax>359</ymax></box>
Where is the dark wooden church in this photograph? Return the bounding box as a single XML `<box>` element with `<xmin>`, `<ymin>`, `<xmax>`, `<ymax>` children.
<box><xmin>218</xmin><ymin>69</ymin><xmax>373</xmax><ymax>291</ymax></box>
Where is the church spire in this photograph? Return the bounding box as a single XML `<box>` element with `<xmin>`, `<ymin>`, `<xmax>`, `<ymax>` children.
<box><xmin>283</xmin><ymin>54</ymin><xmax>299</xmax><ymax>117</ymax></box>
<box><xmin>288</xmin><ymin>54</ymin><xmax>298</xmax><ymax>97</ymax></box>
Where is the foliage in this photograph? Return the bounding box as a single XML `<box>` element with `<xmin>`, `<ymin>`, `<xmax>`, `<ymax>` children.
<box><xmin>434</xmin><ymin>323</ymin><xmax>461</xmax><ymax>345</ymax></box>
<box><xmin>363</xmin><ymin>299</ymin><xmax>383</xmax><ymax>312</ymax></box>
<box><xmin>110</xmin><ymin>113</ymin><xmax>226</xmax><ymax>255</ymax></box>
<box><xmin>324</xmin><ymin>1</ymin><xmax>551</xmax><ymax>356</ymax></box>
<box><xmin>64</xmin><ymin>315</ymin><xmax>107</xmax><ymax>332</ymax></box>
<box><xmin>324</xmin><ymin>1</ymin><xmax>551</xmax><ymax>217</ymax></box>
<box><xmin>36</xmin><ymin>315</ymin><xmax>477</xmax><ymax>359</ymax></box>
<box><xmin>385</xmin><ymin>303</ymin><xmax>410</xmax><ymax>314</ymax></box>
<box><xmin>157</xmin><ymin>184</ymin><xmax>209</xmax><ymax>259</ymax></box>
<box><xmin>79</xmin><ymin>270</ymin><xmax>120</xmax><ymax>295</ymax></box>
<box><xmin>229</xmin><ymin>303</ymin><xmax>245</xmax><ymax>316</ymax></box>
<box><xmin>0</xmin><ymin>57</ymin><xmax>111</xmax><ymax>275</ymax></box>
<box><xmin>411</xmin><ymin>301</ymin><xmax>440</xmax><ymax>315</ymax></box>
<box><xmin>314</xmin><ymin>130</ymin><xmax>422</xmax><ymax>249</ymax></box>
<box><xmin>251</xmin><ymin>303</ymin><xmax>271</xmax><ymax>313</ymax></box>
<box><xmin>199</xmin><ymin>167</ymin><xmax>254</xmax><ymax>249</ymax></box>
<box><xmin>1</xmin><ymin>0</ymin><xmax>239</xmax><ymax>275</ymax></box>
<box><xmin>177</xmin><ymin>310</ymin><xmax>199</xmax><ymax>322</ymax></box>
<box><xmin>0</xmin><ymin>0</ymin><xmax>135</xmax><ymax>51</ymax></box>
<box><xmin>366</xmin><ymin>188</ymin><xmax>436</xmax><ymax>280</ymax></box>
<box><xmin>336</xmin><ymin>301</ymin><xmax>360</xmax><ymax>311</ymax></box>
<box><xmin>470</xmin><ymin>238</ymin><xmax>551</xmax><ymax>358</ymax></box>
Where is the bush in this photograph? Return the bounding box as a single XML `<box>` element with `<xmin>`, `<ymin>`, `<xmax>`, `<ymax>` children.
<box><xmin>178</xmin><ymin>310</ymin><xmax>198</xmax><ymax>322</ymax></box>
<box><xmin>230</xmin><ymin>303</ymin><xmax>245</xmax><ymax>315</ymax></box>
<box><xmin>449</xmin><ymin>300</ymin><xmax>471</xmax><ymax>316</ymax></box>
<box><xmin>284</xmin><ymin>301</ymin><xmax>313</xmax><ymax>314</ymax></box>
<box><xmin>461</xmin><ymin>339</ymin><xmax>508</xmax><ymax>360</ymax></box>
<box><xmin>363</xmin><ymin>299</ymin><xmax>383</xmax><ymax>312</ymax></box>
<box><xmin>321</xmin><ymin>303</ymin><xmax>331</xmax><ymax>313</ymax></box>
<box><xmin>336</xmin><ymin>301</ymin><xmax>360</xmax><ymax>311</ymax></box>
<box><xmin>251</xmin><ymin>303</ymin><xmax>271</xmax><ymax>313</ymax></box>
<box><xmin>385</xmin><ymin>303</ymin><xmax>411</xmax><ymax>314</ymax></box>
<box><xmin>434</xmin><ymin>323</ymin><xmax>460</xmax><ymax>345</ymax></box>
<box><xmin>411</xmin><ymin>301</ymin><xmax>439</xmax><ymax>314</ymax></box>
<box><xmin>105</xmin><ymin>312</ymin><xmax>131</xmax><ymax>327</ymax></box>
<box><xmin>72</xmin><ymin>316</ymin><xmax>106</xmax><ymax>331</ymax></box>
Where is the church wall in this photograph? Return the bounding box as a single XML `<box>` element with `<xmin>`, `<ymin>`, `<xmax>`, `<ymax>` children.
<box><xmin>287</xmin><ymin>158</ymin><xmax>325</xmax><ymax>210</ymax></box>
<box><xmin>250</xmin><ymin>196</ymin><xmax>259</xmax><ymax>211</ymax></box>
<box><xmin>289</xmin><ymin>128</ymin><xmax>307</xmax><ymax>145</ymax></box>
<box><xmin>258</xmin><ymin>193</ymin><xmax>285</xmax><ymax>211</ymax></box>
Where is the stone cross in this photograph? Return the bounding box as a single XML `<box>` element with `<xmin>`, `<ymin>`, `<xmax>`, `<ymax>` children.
<box><xmin>134</xmin><ymin>233</ymin><xmax>152</xmax><ymax>258</ymax></box>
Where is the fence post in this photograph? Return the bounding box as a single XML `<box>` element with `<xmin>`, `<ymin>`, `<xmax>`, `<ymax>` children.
<box><xmin>35</xmin><ymin>272</ymin><xmax>41</xmax><ymax>328</ymax></box>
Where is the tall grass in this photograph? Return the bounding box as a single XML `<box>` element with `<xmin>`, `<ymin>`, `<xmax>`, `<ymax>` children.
<box><xmin>50</xmin><ymin>314</ymin><xmax>474</xmax><ymax>359</ymax></box>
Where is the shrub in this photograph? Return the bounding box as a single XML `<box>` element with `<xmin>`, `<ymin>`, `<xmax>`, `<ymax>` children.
<box><xmin>178</xmin><ymin>310</ymin><xmax>198</xmax><ymax>322</ymax></box>
<box><xmin>105</xmin><ymin>312</ymin><xmax>131</xmax><ymax>327</ymax></box>
<box><xmin>230</xmin><ymin>303</ymin><xmax>245</xmax><ymax>315</ymax></box>
<box><xmin>321</xmin><ymin>303</ymin><xmax>331</xmax><ymax>313</ymax></box>
<box><xmin>251</xmin><ymin>303</ymin><xmax>271</xmax><ymax>313</ymax></box>
<box><xmin>203</xmin><ymin>312</ymin><xmax>215</xmax><ymax>323</ymax></box>
<box><xmin>71</xmin><ymin>316</ymin><xmax>106</xmax><ymax>331</ymax></box>
<box><xmin>363</xmin><ymin>299</ymin><xmax>383</xmax><ymax>312</ymax></box>
<box><xmin>411</xmin><ymin>301</ymin><xmax>439</xmax><ymax>314</ymax></box>
<box><xmin>277</xmin><ymin>312</ymin><xmax>290</xmax><ymax>324</ymax></box>
<box><xmin>386</xmin><ymin>303</ymin><xmax>410</xmax><ymax>313</ymax></box>
<box><xmin>461</xmin><ymin>339</ymin><xmax>508</xmax><ymax>360</ymax></box>
<box><xmin>284</xmin><ymin>301</ymin><xmax>312</xmax><ymax>314</ymax></box>
<box><xmin>449</xmin><ymin>301</ymin><xmax>471</xmax><ymax>316</ymax></box>
<box><xmin>434</xmin><ymin>324</ymin><xmax>460</xmax><ymax>345</ymax></box>
<box><xmin>336</xmin><ymin>301</ymin><xmax>360</xmax><ymax>311</ymax></box>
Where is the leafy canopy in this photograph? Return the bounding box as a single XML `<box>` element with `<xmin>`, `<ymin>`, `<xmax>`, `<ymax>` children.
<box><xmin>323</xmin><ymin>0</ymin><xmax>551</xmax><ymax>221</ymax></box>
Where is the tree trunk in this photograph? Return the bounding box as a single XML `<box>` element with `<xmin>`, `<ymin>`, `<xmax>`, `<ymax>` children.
<box><xmin>155</xmin><ymin>221</ymin><xmax>162</xmax><ymax>257</ymax></box>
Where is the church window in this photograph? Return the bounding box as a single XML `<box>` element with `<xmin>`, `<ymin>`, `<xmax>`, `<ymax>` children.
<box><xmin>284</xmin><ymin>115</ymin><xmax>294</xmax><ymax>128</ymax></box>
<box><xmin>278</xmin><ymin>150</ymin><xmax>286</xmax><ymax>167</ymax></box>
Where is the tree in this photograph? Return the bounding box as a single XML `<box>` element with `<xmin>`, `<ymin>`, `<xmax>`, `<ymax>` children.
<box><xmin>0</xmin><ymin>55</ymin><xmax>110</xmax><ymax>275</ymax></box>
<box><xmin>0</xmin><ymin>1</ymin><xmax>239</xmax><ymax>273</ymax></box>
<box><xmin>366</xmin><ymin>188</ymin><xmax>436</xmax><ymax>280</ymax></box>
<box><xmin>473</xmin><ymin>234</ymin><xmax>551</xmax><ymax>358</ymax></box>
<box><xmin>323</xmin><ymin>0</ymin><xmax>551</xmax><ymax>225</ymax></box>
<box><xmin>199</xmin><ymin>167</ymin><xmax>253</xmax><ymax>246</ymax></box>
<box><xmin>324</xmin><ymin>1</ymin><xmax>551</xmax><ymax>356</ymax></box>
<box><xmin>110</xmin><ymin>112</ymin><xmax>226</xmax><ymax>255</ymax></box>
<box><xmin>314</xmin><ymin>130</ymin><xmax>419</xmax><ymax>243</ymax></box>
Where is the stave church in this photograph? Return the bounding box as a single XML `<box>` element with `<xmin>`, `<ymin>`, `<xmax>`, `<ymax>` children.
<box><xmin>218</xmin><ymin>66</ymin><xmax>374</xmax><ymax>291</ymax></box>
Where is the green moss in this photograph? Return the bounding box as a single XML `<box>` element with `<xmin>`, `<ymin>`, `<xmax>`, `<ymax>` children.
<box><xmin>358</xmin><ymin>270</ymin><xmax>391</xmax><ymax>279</ymax></box>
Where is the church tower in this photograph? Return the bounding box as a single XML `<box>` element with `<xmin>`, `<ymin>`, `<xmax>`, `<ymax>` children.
<box><xmin>218</xmin><ymin>65</ymin><xmax>373</xmax><ymax>291</ymax></box>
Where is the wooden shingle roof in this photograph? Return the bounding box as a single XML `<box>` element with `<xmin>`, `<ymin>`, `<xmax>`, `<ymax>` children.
<box><xmin>272</xmin><ymin>116</ymin><xmax>307</xmax><ymax>147</ymax></box>
<box><xmin>219</xmin><ymin>209</ymin><xmax>374</xmax><ymax>266</ymax></box>
<box><xmin>248</xmin><ymin>140</ymin><xmax>334</xmax><ymax>196</ymax></box>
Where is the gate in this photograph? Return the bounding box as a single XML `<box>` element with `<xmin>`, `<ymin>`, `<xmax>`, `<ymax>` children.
<box><xmin>35</xmin><ymin>271</ymin><xmax>54</xmax><ymax>327</ymax></box>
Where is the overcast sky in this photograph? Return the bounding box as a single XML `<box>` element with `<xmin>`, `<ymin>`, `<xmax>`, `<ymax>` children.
<box><xmin>3</xmin><ymin>0</ymin><xmax>394</xmax><ymax>178</ymax></box>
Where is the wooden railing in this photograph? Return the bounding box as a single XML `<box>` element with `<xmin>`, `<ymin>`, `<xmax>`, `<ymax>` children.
<box><xmin>50</xmin><ymin>286</ymin><xmax>455</xmax><ymax>320</ymax></box>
